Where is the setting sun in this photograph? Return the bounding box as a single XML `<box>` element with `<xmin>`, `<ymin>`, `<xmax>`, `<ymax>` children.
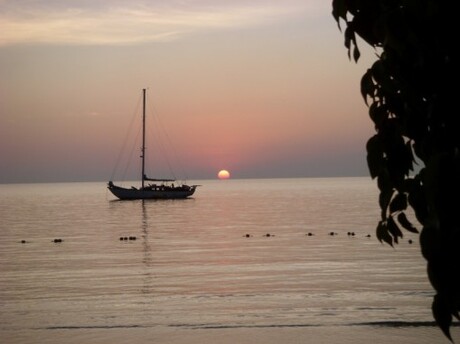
<box><xmin>217</xmin><ymin>170</ymin><xmax>230</xmax><ymax>180</ymax></box>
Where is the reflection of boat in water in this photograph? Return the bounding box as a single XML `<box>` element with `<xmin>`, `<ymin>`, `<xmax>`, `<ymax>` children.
<box><xmin>108</xmin><ymin>89</ymin><xmax>199</xmax><ymax>200</ymax></box>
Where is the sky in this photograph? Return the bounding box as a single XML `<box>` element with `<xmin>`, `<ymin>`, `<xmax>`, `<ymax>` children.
<box><xmin>0</xmin><ymin>0</ymin><xmax>378</xmax><ymax>183</ymax></box>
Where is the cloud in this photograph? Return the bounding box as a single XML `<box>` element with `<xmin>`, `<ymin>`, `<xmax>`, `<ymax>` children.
<box><xmin>0</xmin><ymin>1</ymin><xmax>313</xmax><ymax>46</ymax></box>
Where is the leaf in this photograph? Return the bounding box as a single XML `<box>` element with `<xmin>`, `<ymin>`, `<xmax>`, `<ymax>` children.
<box><xmin>377</xmin><ymin>168</ymin><xmax>392</xmax><ymax>191</ymax></box>
<box><xmin>370</xmin><ymin>60</ymin><xmax>385</xmax><ymax>85</ymax></box>
<box><xmin>432</xmin><ymin>294</ymin><xmax>453</xmax><ymax>342</ymax></box>
<box><xmin>376</xmin><ymin>221</ymin><xmax>393</xmax><ymax>247</ymax></box>
<box><xmin>387</xmin><ymin>216</ymin><xmax>403</xmax><ymax>244</ymax></box>
<box><xmin>366</xmin><ymin>135</ymin><xmax>384</xmax><ymax>179</ymax></box>
<box><xmin>397</xmin><ymin>212</ymin><xmax>419</xmax><ymax>233</ymax></box>
<box><xmin>389</xmin><ymin>192</ymin><xmax>407</xmax><ymax>213</ymax></box>
<box><xmin>353</xmin><ymin>45</ymin><xmax>361</xmax><ymax>62</ymax></box>
<box><xmin>332</xmin><ymin>0</ymin><xmax>348</xmax><ymax>24</ymax></box>
<box><xmin>369</xmin><ymin>103</ymin><xmax>387</xmax><ymax>128</ymax></box>
<box><xmin>453</xmin><ymin>311</ymin><xmax>460</xmax><ymax>321</ymax></box>
<box><xmin>407</xmin><ymin>175</ymin><xmax>428</xmax><ymax>224</ymax></box>
<box><xmin>420</xmin><ymin>225</ymin><xmax>439</xmax><ymax>263</ymax></box>
<box><xmin>361</xmin><ymin>70</ymin><xmax>375</xmax><ymax>105</ymax></box>
<box><xmin>378</xmin><ymin>186</ymin><xmax>394</xmax><ymax>220</ymax></box>
<box><xmin>344</xmin><ymin>26</ymin><xmax>354</xmax><ymax>58</ymax></box>
<box><xmin>386</xmin><ymin>134</ymin><xmax>410</xmax><ymax>186</ymax></box>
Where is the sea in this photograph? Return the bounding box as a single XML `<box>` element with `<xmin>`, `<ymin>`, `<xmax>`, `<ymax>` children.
<box><xmin>0</xmin><ymin>177</ymin><xmax>458</xmax><ymax>344</ymax></box>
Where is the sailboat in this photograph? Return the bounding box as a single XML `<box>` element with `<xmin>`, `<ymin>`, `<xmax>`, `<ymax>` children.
<box><xmin>108</xmin><ymin>89</ymin><xmax>199</xmax><ymax>200</ymax></box>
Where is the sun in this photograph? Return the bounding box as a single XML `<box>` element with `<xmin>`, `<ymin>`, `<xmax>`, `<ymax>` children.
<box><xmin>217</xmin><ymin>169</ymin><xmax>230</xmax><ymax>180</ymax></box>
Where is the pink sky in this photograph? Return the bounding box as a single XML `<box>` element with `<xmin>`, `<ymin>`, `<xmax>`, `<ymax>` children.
<box><xmin>0</xmin><ymin>1</ymin><xmax>377</xmax><ymax>183</ymax></box>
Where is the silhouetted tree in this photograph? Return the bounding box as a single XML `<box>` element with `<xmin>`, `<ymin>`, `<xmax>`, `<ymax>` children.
<box><xmin>332</xmin><ymin>0</ymin><xmax>459</xmax><ymax>340</ymax></box>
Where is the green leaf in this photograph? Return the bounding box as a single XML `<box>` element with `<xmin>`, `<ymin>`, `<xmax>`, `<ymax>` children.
<box><xmin>397</xmin><ymin>212</ymin><xmax>419</xmax><ymax>233</ymax></box>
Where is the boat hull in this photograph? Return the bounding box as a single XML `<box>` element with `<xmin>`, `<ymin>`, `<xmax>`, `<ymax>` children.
<box><xmin>108</xmin><ymin>184</ymin><xmax>197</xmax><ymax>200</ymax></box>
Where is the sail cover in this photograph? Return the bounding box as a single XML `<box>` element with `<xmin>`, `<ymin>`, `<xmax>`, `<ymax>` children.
<box><xmin>143</xmin><ymin>174</ymin><xmax>175</xmax><ymax>182</ymax></box>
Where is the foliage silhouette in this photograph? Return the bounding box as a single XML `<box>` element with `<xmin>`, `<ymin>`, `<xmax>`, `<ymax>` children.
<box><xmin>332</xmin><ymin>0</ymin><xmax>459</xmax><ymax>340</ymax></box>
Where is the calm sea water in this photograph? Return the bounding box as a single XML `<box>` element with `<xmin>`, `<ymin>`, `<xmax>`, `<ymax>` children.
<box><xmin>0</xmin><ymin>177</ymin><xmax>457</xmax><ymax>343</ymax></box>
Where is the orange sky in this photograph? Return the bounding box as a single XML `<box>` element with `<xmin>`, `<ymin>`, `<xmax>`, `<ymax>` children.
<box><xmin>0</xmin><ymin>1</ymin><xmax>377</xmax><ymax>183</ymax></box>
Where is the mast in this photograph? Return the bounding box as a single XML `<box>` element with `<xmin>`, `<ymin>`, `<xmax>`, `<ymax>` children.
<box><xmin>141</xmin><ymin>88</ymin><xmax>146</xmax><ymax>189</ymax></box>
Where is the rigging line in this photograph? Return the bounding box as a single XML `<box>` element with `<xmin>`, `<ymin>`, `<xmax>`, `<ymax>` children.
<box><xmin>120</xmin><ymin>125</ymin><xmax>142</xmax><ymax>185</ymax></box>
<box><xmin>110</xmin><ymin>92</ymin><xmax>143</xmax><ymax>182</ymax></box>
<box><xmin>148</xmin><ymin>99</ymin><xmax>189</xmax><ymax>181</ymax></box>
<box><xmin>147</xmin><ymin>114</ymin><xmax>176</xmax><ymax>180</ymax></box>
